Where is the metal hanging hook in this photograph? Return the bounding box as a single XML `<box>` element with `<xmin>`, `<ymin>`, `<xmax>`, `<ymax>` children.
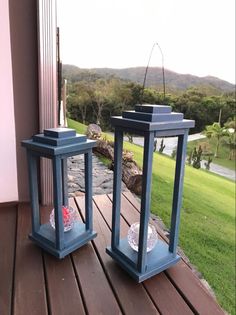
<box><xmin>140</xmin><ymin>42</ymin><xmax>166</xmax><ymax>104</ymax></box>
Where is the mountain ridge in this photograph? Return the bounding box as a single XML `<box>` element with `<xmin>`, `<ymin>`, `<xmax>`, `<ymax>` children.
<box><xmin>62</xmin><ymin>64</ymin><xmax>235</xmax><ymax>94</ymax></box>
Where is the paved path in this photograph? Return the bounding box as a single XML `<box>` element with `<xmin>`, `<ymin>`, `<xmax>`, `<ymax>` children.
<box><xmin>200</xmin><ymin>160</ymin><xmax>235</xmax><ymax>181</ymax></box>
<box><xmin>124</xmin><ymin>133</ymin><xmax>235</xmax><ymax>181</ymax></box>
<box><xmin>124</xmin><ymin>133</ymin><xmax>206</xmax><ymax>156</ymax></box>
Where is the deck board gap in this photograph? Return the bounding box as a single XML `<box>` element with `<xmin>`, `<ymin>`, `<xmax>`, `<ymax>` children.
<box><xmin>92</xmin><ymin>196</ymin><xmax>113</xmax><ymax>232</ymax></box>
<box><xmin>42</xmin><ymin>252</ymin><xmax>52</xmax><ymax>315</ymax></box>
<box><xmin>68</xmin><ymin>199</ymin><xmax>90</xmax><ymax>314</ymax></box>
<box><xmin>122</xmin><ymin>192</ymin><xmax>141</xmax><ymax>213</ymax></box>
<box><xmin>73</xmin><ymin>197</ymin><xmax>84</xmax><ymax>221</ymax></box>
<box><xmin>107</xmin><ymin>194</ymin><xmax>133</xmax><ymax>228</ymax></box>
<box><xmin>73</xmin><ymin>198</ymin><xmax>120</xmax><ymax>315</ymax></box>
<box><xmin>142</xmin><ymin>283</ymin><xmax>163</xmax><ymax>315</ymax></box>
<box><xmin>70</xmin><ymin>254</ymin><xmax>89</xmax><ymax>315</ymax></box>
<box><xmin>90</xmin><ymin>238</ymin><xmax>126</xmax><ymax>315</ymax></box>
<box><xmin>164</xmin><ymin>270</ymin><xmax>198</xmax><ymax>314</ymax></box>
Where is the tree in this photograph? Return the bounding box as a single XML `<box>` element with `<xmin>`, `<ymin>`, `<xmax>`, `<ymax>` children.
<box><xmin>158</xmin><ymin>139</ymin><xmax>165</xmax><ymax>153</ymax></box>
<box><xmin>223</xmin><ymin>117</ymin><xmax>236</xmax><ymax>160</ymax></box>
<box><xmin>204</xmin><ymin>156</ymin><xmax>213</xmax><ymax>170</ymax></box>
<box><xmin>126</xmin><ymin>133</ymin><xmax>133</xmax><ymax>143</ymax></box>
<box><xmin>92</xmin><ymin>79</ymin><xmax>109</xmax><ymax>125</ymax></box>
<box><xmin>224</xmin><ymin>116</ymin><xmax>236</xmax><ymax>130</ymax></box>
<box><xmin>192</xmin><ymin>146</ymin><xmax>202</xmax><ymax>169</ymax></box>
<box><xmin>65</xmin><ymin>71</ymin><xmax>236</xmax><ymax>133</ymax></box>
<box><xmin>108</xmin><ymin>80</ymin><xmax>133</xmax><ymax>112</ymax></box>
<box><xmin>203</xmin><ymin>122</ymin><xmax>227</xmax><ymax>158</ymax></box>
<box><xmin>67</xmin><ymin>82</ymin><xmax>92</xmax><ymax>124</ymax></box>
<box><xmin>224</xmin><ymin>132</ymin><xmax>236</xmax><ymax>160</ymax></box>
<box><xmin>173</xmin><ymin>88</ymin><xmax>206</xmax><ymax>132</ymax></box>
<box><xmin>187</xmin><ymin>146</ymin><xmax>202</xmax><ymax>169</ymax></box>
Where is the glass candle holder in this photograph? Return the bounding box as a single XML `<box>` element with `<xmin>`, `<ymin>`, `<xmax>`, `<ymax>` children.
<box><xmin>127</xmin><ymin>222</ymin><xmax>158</xmax><ymax>252</ymax></box>
<box><xmin>50</xmin><ymin>205</ymin><xmax>78</xmax><ymax>232</ymax></box>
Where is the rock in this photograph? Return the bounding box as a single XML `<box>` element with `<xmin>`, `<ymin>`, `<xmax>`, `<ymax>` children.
<box><xmin>68</xmin><ymin>175</ymin><xmax>75</xmax><ymax>182</ymax></box>
<box><xmin>68</xmin><ymin>192</ymin><xmax>76</xmax><ymax>197</ymax></box>
<box><xmin>94</xmin><ymin>139</ymin><xmax>114</xmax><ymax>160</ymax></box>
<box><xmin>68</xmin><ymin>183</ymin><xmax>79</xmax><ymax>188</ymax></box>
<box><xmin>74</xmin><ymin>191</ymin><xmax>85</xmax><ymax>197</ymax></box>
<box><xmin>86</xmin><ymin>124</ymin><xmax>102</xmax><ymax>139</ymax></box>
<box><xmin>93</xmin><ymin>187</ymin><xmax>105</xmax><ymax>194</ymax></box>
<box><xmin>123</xmin><ymin>150</ymin><xmax>134</xmax><ymax>161</ymax></box>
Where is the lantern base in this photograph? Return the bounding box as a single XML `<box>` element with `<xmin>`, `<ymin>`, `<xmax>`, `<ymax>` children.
<box><xmin>106</xmin><ymin>238</ymin><xmax>180</xmax><ymax>282</ymax></box>
<box><xmin>29</xmin><ymin>222</ymin><xmax>97</xmax><ymax>258</ymax></box>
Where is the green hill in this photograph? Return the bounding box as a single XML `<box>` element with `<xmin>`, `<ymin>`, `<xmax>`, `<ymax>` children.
<box><xmin>68</xmin><ymin>118</ymin><xmax>235</xmax><ymax>315</ymax></box>
<box><xmin>63</xmin><ymin>64</ymin><xmax>235</xmax><ymax>95</ymax></box>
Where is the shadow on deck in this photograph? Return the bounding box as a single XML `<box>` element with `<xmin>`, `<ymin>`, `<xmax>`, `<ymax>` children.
<box><xmin>0</xmin><ymin>192</ymin><xmax>224</xmax><ymax>315</ymax></box>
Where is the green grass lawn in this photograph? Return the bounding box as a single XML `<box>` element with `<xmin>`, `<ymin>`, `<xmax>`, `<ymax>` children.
<box><xmin>187</xmin><ymin>137</ymin><xmax>235</xmax><ymax>170</ymax></box>
<box><xmin>67</xmin><ymin>118</ymin><xmax>88</xmax><ymax>134</ymax></box>
<box><xmin>68</xmin><ymin>118</ymin><xmax>235</xmax><ymax>315</ymax></box>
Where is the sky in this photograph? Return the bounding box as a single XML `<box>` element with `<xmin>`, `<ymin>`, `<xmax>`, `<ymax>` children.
<box><xmin>57</xmin><ymin>0</ymin><xmax>235</xmax><ymax>84</ymax></box>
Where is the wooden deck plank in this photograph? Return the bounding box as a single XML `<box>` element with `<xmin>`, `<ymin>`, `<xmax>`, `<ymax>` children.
<box><xmin>69</xmin><ymin>198</ymin><xmax>122</xmax><ymax>315</ymax></box>
<box><xmin>167</xmin><ymin>264</ymin><xmax>225</xmax><ymax>315</ymax></box>
<box><xmin>41</xmin><ymin>206</ymin><xmax>86</xmax><ymax>315</ymax></box>
<box><xmin>93</xmin><ymin>194</ymin><xmax>128</xmax><ymax>238</ymax></box>
<box><xmin>123</xmin><ymin>191</ymin><xmax>225</xmax><ymax>315</ymax></box>
<box><xmin>0</xmin><ymin>205</ymin><xmax>17</xmax><ymax>315</ymax></box>
<box><xmin>13</xmin><ymin>204</ymin><xmax>48</xmax><ymax>315</ymax></box>
<box><xmin>76</xmin><ymin>196</ymin><xmax>159</xmax><ymax>315</ymax></box>
<box><xmin>144</xmin><ymin>274</ymin><xmax>194</xmax><ymax>315</ymax></box>
<box><xmin>94</xmin><ymin>194</ymin><xmax>194</xmax><ymax>315</ymax></box>
<box><xmin>122</xmin><ymin>191</ymin><xmax>141</xmax><ymax>211</ymax></box>
<box><xmin>43</xmin><ymin>253</ymin><xmax>86</xmax><ymax>315</ymax></box>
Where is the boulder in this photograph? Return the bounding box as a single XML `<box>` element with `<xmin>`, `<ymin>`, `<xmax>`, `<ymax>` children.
<box><xmin>86</xmin><ymin>124</ymin><xmax>102</xmax><ymax>139</ymax></box>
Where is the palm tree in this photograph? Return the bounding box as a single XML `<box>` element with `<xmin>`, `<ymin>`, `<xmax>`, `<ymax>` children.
<box><xmin>204</xmin><ymin>122</ymin><xmax>227</xmax><ymax>158</ymax></box>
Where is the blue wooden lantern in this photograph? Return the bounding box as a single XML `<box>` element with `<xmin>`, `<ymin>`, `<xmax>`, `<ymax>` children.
<box><xmin>106</xmin><ymin>104</ymin><xmax>195</xmax><ymax>282</ymax></box>
<box><xmin>22</xmin><ymin>128</ymin><xmax>97</xmax><ymax>258</ymax></box>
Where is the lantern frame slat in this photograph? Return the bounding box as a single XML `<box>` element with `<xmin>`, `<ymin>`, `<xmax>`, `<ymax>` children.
<box><xmin>169</xmin><ymin>130</ymin><xmax>189</xmax><ymax>254</ymax></box>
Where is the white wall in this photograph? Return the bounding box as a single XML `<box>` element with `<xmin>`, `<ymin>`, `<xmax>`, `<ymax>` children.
<box><xmin>0</xmin><ymin>0</ymin><xmax>19</xmax><ymax>202</ymax></box>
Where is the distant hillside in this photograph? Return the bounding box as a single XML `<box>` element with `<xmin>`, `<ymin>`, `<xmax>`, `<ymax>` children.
<box><xmin>62</xmin><ymin>64</ymin><xmax>235</xmax><ymax>94</ymax></box>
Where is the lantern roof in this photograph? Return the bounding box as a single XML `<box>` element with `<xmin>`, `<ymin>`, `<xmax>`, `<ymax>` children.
<box><xmin>111</xmin><ymin>104</ymin><xmax>195</xmax><ymax>131</ymax></box>
<box><xmin>22</xmin><ymin>128</ymin><xmax>95</xmax><ymax>156</ymax></box>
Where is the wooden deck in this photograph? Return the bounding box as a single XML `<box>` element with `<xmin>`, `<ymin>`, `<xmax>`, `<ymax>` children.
<box><xmin>0</xmin><ymin>192</ymin><xmax>225</xmax><ymax>315</ymax></box>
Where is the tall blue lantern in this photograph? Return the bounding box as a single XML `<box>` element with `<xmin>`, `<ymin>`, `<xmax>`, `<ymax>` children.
<box><xmin>22</xmin><ymin>128</ymin><xmax>97</xmax><ymax>258</ymax></box>
<box><xmin>106</xmin><ymin>104</ymin><xmax>195</xmax><ymax>282</ymax></box>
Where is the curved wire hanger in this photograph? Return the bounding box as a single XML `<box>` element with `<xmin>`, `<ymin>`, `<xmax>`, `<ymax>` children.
<box><xmin>140</xmin><ymin>42</ymin><xmax>166</xmax><ymax>104</ymax></box>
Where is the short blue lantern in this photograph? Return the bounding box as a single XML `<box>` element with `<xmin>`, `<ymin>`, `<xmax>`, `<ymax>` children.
<box><xmin>106</xmin><ymin>104</ymin><xmax>195</xmax><ymax>282</ymax></box>
<box><xmin>22</xmin><ymin>128</ymin><xmax>97</xmax><ymax>258</ymax></box>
